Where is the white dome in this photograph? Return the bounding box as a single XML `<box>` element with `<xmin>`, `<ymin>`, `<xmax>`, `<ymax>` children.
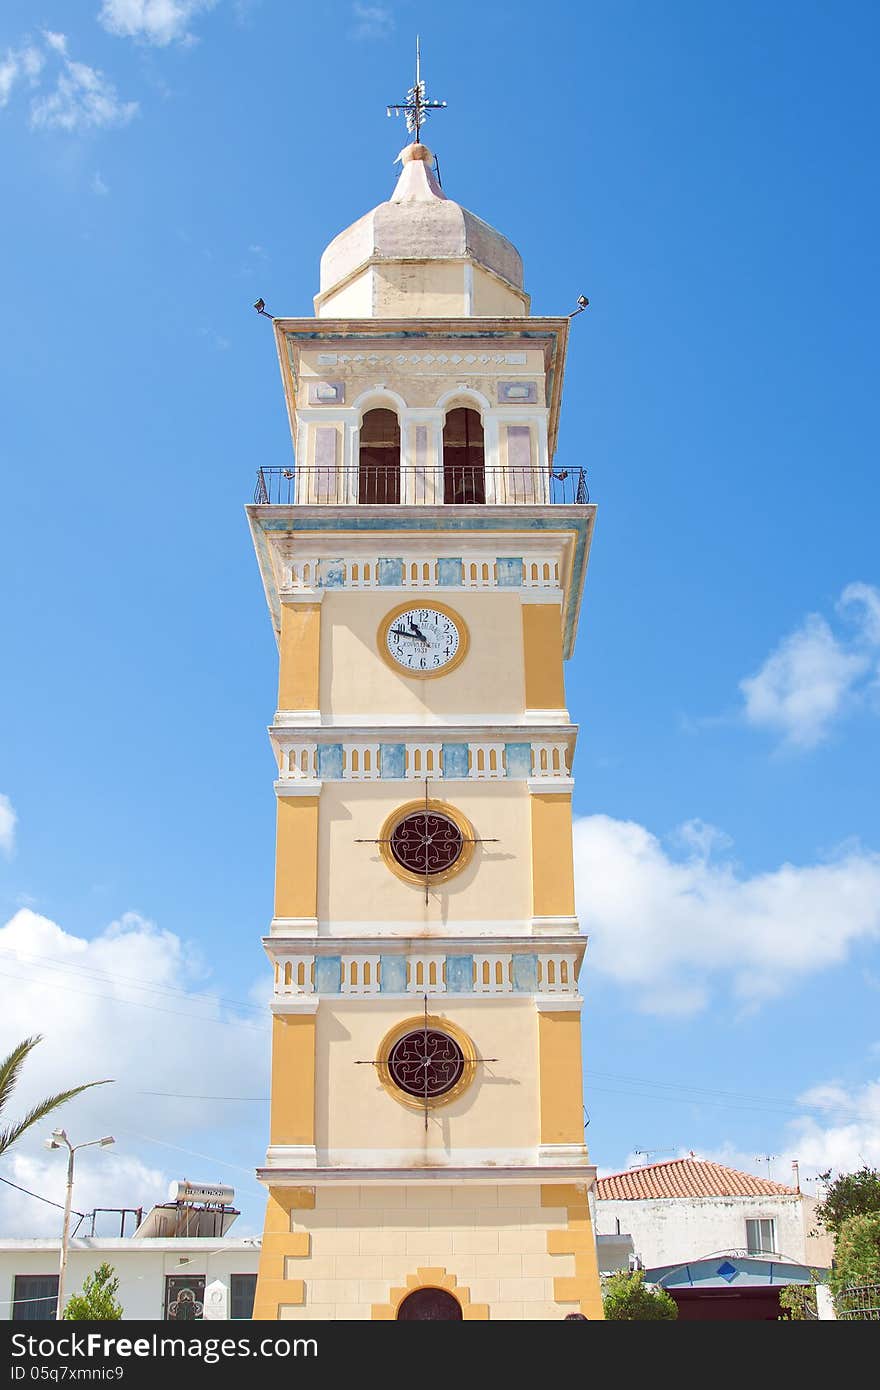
<box><xmin>315</xmin><ymin>144</ymin><xmax>527</xmax><ymax>318</ymax></box>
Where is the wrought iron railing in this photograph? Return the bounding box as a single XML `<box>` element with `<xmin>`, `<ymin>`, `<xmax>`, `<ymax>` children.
<box><xmin>836</xmin><ymin>1283</ymin><xmax>880</xmax><ymax>1320</ymax></box>
<box><xmin>253</xmin><ymin>464</ymin><xmax>589</xmax><ymax>507</ymax></box>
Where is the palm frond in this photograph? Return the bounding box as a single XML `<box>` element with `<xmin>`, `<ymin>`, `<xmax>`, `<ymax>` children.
<box><xmin>0</xmin><ymin>1079</ymin><xmax>113</xmax><ymax>1156</ymax></box>
<box><xmin>0</xmin><ymin>1036</ymin><xmax>43</xmax><ymax>1118</ymax></box>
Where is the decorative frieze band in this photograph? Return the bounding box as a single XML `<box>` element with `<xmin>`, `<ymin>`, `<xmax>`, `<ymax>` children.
<box><xmin>312</xmin><ymin>350</ymin><xmax>530</xmax><ymax>370</ymax></box>
<box><xmin>272</xmin><ymin>950</ymin><xmax>580</xmax><ymax>1000</ymax></box>
<box><xmin>275</xmin><ymin>739</ymin><xmax>571</xmax><ymax>784</ymax></box>
<box><xmin>281</xmin><ymin>554</ymin><xmax>560</xmax><ymax>594</ymax></box>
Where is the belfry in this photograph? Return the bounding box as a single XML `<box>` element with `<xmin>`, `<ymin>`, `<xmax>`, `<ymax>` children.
<box><xmin>249</xmin><ymin>68</ymin><xmax>603</xmax><ymax>1321</ymax></box>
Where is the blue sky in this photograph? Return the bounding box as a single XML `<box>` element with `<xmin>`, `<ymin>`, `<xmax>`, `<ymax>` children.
<box><xmin>1</xmin><ymin>0</ymin><xmax>878</xmax><ymax>1236</ymax></box>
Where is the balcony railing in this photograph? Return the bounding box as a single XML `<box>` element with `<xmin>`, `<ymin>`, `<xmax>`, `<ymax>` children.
<box><xmin>253</xmin><ymin>464</ymin><xmax>589</xmax><ymax>507</ymax></box>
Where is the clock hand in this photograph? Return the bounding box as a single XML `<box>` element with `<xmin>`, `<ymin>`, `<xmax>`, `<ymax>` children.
<box><xmin>408</xmin><ymin>620</ymin><xmax>428</xmax><ymax>641</ymax></box>
<box><xmin>391</xmin><ymin>626</ymin><xmax>427</xmax><ymax>642</ymax></box>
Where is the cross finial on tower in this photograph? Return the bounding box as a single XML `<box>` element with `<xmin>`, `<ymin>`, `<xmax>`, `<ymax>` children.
<box><xmin>386</xmin><ymin>36</ymin><xmax>447</xmax><ymax>144</ymax></box>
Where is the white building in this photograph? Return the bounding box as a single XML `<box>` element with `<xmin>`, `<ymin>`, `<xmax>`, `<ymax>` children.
<box><xmin>592</xmin><ymin>1158</ymin><xmax>834</xmax><ymax>1320</ymax></box>
<box><xmin>2</xmin><ymin>1191</ymin><xmax>260</xmax><ymax>1321</ymax></box>
<box><xmin>593</xmin><ymin>1157</ymin><xmax>832</xmax><ymax>1270</ymax></box>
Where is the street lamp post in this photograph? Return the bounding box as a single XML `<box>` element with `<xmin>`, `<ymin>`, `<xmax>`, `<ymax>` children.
<box><xmin>45</xmin><ymin>1129</ymin><xmax>114</xmax><ymax>1320</ymax></box>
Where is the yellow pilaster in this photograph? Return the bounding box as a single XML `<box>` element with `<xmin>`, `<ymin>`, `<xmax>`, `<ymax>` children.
<box><xmin>530</xmin><ymin>792</ymin><xmax>575</xmax><ymax>917</ymax></box>
<box><xmin>278</xmin><ymin>601</ymin><xmax>321</xmax><ymax>711</ymax></box>
<box><xmin>274</xmin><ymin>795</ymin><xmax>319</xmax><ymax>919</ymax></box>
<box><xmin>522</xmin><ymin>603</ymin><xmax>565</xmax><ymax>709</ymax></box>
<box><xmin>269</xmin><ymin>1013</ymin><xmax>316</xmax><ymax>1146</ymax></box>
<box><xmin>538</xmin><ymin>1010</ymin><xmax>584</xmax><ymax>1146</ymax></box>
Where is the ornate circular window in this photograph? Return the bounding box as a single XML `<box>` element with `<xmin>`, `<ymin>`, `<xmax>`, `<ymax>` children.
<box><xmin>388</xmin><ymin>1028</ymin><xmax>465</xmax><ymax>1099</ymax></box>
<box><xmin>376</xmin><ymin>1015</ymin><xmax>477</xmax><ymax>1111</ymax></box>
<box><xmin>390</xmin><ymin>812</ymin><xmax>463</xmax><ymax>876</ymax></box>
<box><xmin>379</xmin><ymin>800</ymin><xmax>475</xmax><ymax>887</ymax></box>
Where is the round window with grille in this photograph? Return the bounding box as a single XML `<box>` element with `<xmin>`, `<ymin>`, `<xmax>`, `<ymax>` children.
<box><xmin>389</xmin><ymin>811</ymin><xmax>464</xmax><ymax>877</ymax></box>
<box><xmin>387</xmin><ymin>1028</ymin><xmax>465</xmax><ymax>1099</ymax></box>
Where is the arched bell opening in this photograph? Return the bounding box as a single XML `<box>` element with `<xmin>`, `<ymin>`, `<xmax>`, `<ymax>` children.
<box><xmin>442</xmin><ymin>406</ymin><xmax>485</xmax><ymax>504</ymax></box>
<box><xmin>396</xmin><ymin>1287</ymin><xmax>463</xmax><ymax>1321</ymax></box>
<box><xmin>359</xmin><ymin>408</ymin><xmax>401</xmax><ymax>504</ymax></box>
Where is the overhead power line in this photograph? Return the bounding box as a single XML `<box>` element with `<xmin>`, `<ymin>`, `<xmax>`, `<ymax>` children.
<box><xmin>0</xmin><ymin>1173</ymin><xmax>85</xmax><ymax>1217</ymax></box>
<box><xmin>1</xmin><ymin>949</ymin><xmax>875</xmax><ymax>1124</ymax></box>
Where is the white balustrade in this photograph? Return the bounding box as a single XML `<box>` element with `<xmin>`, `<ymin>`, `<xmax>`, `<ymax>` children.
<box><xmin>473</xmin><ymin>954</ymin><xmax>513</xmax><ymax>994</ymax></box>
<box><xmin>280</xmin><ymin>744</ymin><xmax>318</xmax><ymax>780</ymax></box>
<box><xmin>522</xmin><ymin>556</ymin><xmax>560</xmax><ymax>589</ymax></box>
<box><xmin>403</xmin><ymin>558</ymin><xmax>437</xmax><ymax>588</ymax></box>
<box><xmin>286</xmin><ymin>559</ymin><xmax>319</xmax><ymax>589</ymax></box>
<box><xmin>469</xmin><ymin>742</ymin><xmax>506</xmax><ymax>780</ymax></box>
<box><xmin>537</xmin><ymin>955</ymin><xmax>578</xmax><ymax>994</ymax></box>
<box><xmin>348</xmin><ymin>559</ymin><xmax>378</xmax><ymax>589</ymax></box>
<box><xmin>281</xmin><ymin>553</ymin><xmax>560</xmax><ymax>594</ymax></box>
<box><xmin>407</xmin><ymin>956</ymin><xmax>446</xmax><ymax>993</ymax></box>
<box><xmin>275</xmin><ymin>955</ymin><xmax>315</xmax><ymax>996</ymax></box>
<box><xmin>340</xmin><ymin>955</ymin><xmax>381</xmax><ymax>994</ymax></box>
<box><xmin>344</xmin><ymin>744</ymin><xmax>381</xmax><ymax>780</ymax></box>
<box><xmin>531</xmin><ymin>742</ymin><xmax>570</xmax><ymax>778</ymax></box>
<box><xmin>461</xmin><ymin>556</ymin><xmax>495</xmax><ymax>590</ymax></box>
<box><xmin>406</xmin><ymin>744</ymin><xmax>443</xmax><ymax>779</ymax></box>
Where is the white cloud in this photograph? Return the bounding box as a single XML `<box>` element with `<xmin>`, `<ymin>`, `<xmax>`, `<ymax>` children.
<box><xmin>739</xmin><ymin>582</ymin><xmax>880</xmax><ymax>749</ymax></box>
<box><xmin>789</xmin><ymin>1077</ymin><xmax>880</xmax><ymax>1177</ymax></box>
<box><xmin>0</xmin><ymin>907</ymin><xmax>267</xmax><ymax>1235</ymax></box>
<box><xmin>840</xmin><ymin>581</ymin><xmax>880</xmax><ymax>647</ymax></box>
<box><xmin>92</xmin><ymin>170</ymin><xmax>110</xmax><ymax>196</ymax></box>
<box><xmin>692</xmin><ymin>1076</ymin><xmax>880</xmax><ymax>1194</ymax></box>
<box><xmin>99</xmin><ymin>1</ymin><xmax>218</xmax><ymax>46</ymax></box>
<box><xmin>349</xmin><ymin>4</ymin><xmax>395</xmax><ymax>40</ymax></box>
<box><xmin>0</xmin><ymin>794</ymin><xmax>15</xmax><ymax>856</ymax></box>
<box><xmin>30</xmin><ymin>43</ymin><xmax>139</xmax><ymax>132</ymax></box>
<box><xmin>574</xmin><ymin>814</ymin><xmax>880</xmax><ymax>1015</ymax></box>
<box><xmin>0</xmin><ymin>1149</ymin><xmax>167</xmax><ymax>1238</ymax></box>
<box><xmin>0</xmin><ymin>43</ymin><xmax>45</xmax><ymax>107</ymax></box>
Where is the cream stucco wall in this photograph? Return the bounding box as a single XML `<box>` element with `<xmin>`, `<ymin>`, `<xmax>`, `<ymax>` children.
<box><xmin>275</xmin><ymin>1184</ymin><xmax>577</xmax><ymax>1321</ymax></box>
<box><xmin>321</xmin><ymin>590</ymin><xmax>526</xmax><ymax>720</ymax></box>
<box><xmin>317</xmin><ymin>781</ymin><xmax>531</xmax><ymax>926</ymax></box>
<box><xmin>297</xmin><ymin>345</ymin><xmax>548</xmax><ymax>411</ymax></box>
<box><xmin>315</xmin><ymin>998</ymin><xmax>538</xmax><ymax>1164</ymax></box>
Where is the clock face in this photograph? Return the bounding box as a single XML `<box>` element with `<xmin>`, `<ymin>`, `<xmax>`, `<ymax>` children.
<box><xmin>381</xmin><ymin>604</ymin><xmax>466</xmax><ymax>676</ymax></box>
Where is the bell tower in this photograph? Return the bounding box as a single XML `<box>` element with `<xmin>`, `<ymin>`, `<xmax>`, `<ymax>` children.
<box><xmin>249</xmin><ymin>78</ymin><xmax>603</xmax><ymax>1321</ymax></box>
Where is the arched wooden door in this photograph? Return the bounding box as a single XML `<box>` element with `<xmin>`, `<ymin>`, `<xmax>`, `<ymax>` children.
<box><xmin>442</xmin><ymin>407</ymin><xmax>485</xmax><ymax>503</ymax></box>
<box><xmin>396</xmin><ymin>1287</ymin><xmax>463</xmax><ymax>1321</ymax></box>
<box><xmin>359</xmin><ymin>408</ymin><xmax>400</xmax><ymax>504</ymax></box>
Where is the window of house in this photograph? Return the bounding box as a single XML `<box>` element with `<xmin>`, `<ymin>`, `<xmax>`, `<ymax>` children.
<box><xmin>358</xmin><ymin>408</ymin><xmax>400</xmax><ymax>504</ymax></box>
<box><xmin>230</xmin><ymin>1273</ymin><xmax>257</xmax><ymax>1320</ymax></box>
<box><xmin>12</xmin><ymin>1275</ymin><xmax>59</xmax><ymax>1320</ymax></box>
<box><xmin>746</xmin><ymin>1217</ymin><xmax>777</xmax><ymax>1255</ymax></box>
<box><xmin>443</xmin><ymin>407</ymin><xmax>485</xmax><ymax>503</ymax></box>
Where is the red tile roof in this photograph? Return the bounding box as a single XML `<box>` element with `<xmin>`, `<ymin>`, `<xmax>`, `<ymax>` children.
<box><xmin>595</xmin><ymin>1158</ymin><xmax>799</xmax><ymax>1201</ymax></box>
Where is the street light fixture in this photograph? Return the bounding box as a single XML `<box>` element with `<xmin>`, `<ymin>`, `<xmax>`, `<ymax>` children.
<box><xmin>44</xmin><ymin>1129</ymin><xmax>115</xmax><ymax>1319</ymax></box>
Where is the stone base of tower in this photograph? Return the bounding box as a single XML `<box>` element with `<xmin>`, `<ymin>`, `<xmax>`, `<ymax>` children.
<box><xmin>253</xmin><ymin>1180</ymin><xmax>603</xmax><ymax>1320</ymax></box>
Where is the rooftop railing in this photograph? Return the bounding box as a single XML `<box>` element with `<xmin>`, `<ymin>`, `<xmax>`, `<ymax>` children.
<box><xmin>253</xmin><ymin>464</ymin><xmax>589</xmax><ymax>507</ymax></box>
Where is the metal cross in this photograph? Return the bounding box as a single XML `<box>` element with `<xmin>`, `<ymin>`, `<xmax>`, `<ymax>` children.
<box><xmin>386</xmin><ymin>36</ymin><xmax>447</xmax><ymax>143</ymax></box>
<box><xmin>355</xmin><ymin>994</ymin><xmax>498</xmax><ymax>1131</ymax></box>
<box><xmin>356</xmin><ymin>778</ymin><xmax>498</xmax><ymax>905</ymax></box>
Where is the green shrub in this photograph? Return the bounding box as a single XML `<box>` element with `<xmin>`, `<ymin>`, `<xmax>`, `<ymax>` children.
<box><xmin>63</xmin><ymin>1263</ymin><xmax>123</xmax><ymax>1320</ymax></box>
<box><xmin>829</xmin><ymin>1212</ymin><xmax>880</xmax><ymax>1314</ymax></box>
<box><xmin>602</xmin><ymin>1270</ymin><xmax>678</xmax><ymax>1320</ymax></box>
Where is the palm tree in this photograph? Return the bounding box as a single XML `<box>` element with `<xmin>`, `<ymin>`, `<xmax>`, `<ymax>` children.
<box><xmin>0</xmin><ymin>1036</ymin><xmax>111</xmax><ymax>1157</ymax></box>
